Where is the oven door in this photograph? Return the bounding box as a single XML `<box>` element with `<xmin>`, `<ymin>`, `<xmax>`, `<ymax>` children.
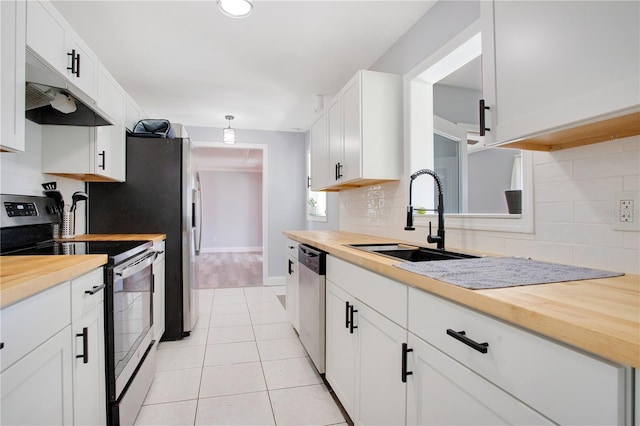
<box><xmin>110</xmin><ymin>250</ymin><xmax>157</xmax><ymax>398</ymax></box>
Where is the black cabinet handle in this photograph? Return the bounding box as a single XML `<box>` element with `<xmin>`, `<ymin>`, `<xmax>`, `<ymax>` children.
<box><xmin>76</xmin><ymin>327</ymin><xmax>89</xmax><ymax>364</ymax></box>
<box><xmin>307</xmin><ymin>176</ymin><xmax>311</xmax><ymax>188</ymax></box>
<box><xmin>446</xmin><ymin>329</ymin><xmax>489</xmax><ymax>354</ymax></box>
<box><xmin>337</xmin><ymin>162</ymin><xmax>343</xmax><ymax>179</ymax></box>
<box><xmin>98</xmin><ymin>150</ymin><xmax>106</xmax><ymax>169</ymax></box>
<box><xmin>288</xmin><ymin>259</ymin><xmax>294</xmax><ymax>275</ymax></box>
<box><xmin>66</xmin><ymin>49</ymin><xmax>80</xmax><ymax>77</ymax></box>
<box><xmin>479</xmin><ymin>99</ymin><xmax>490</xmax><ymax>136</ymax></box>
<box><xmin>349</xmin><ymin>304</ymin><xmax>358</xmax><ymax>334</ymax></box>
<box><xmin>345</xmin><ymin>301</ymin><xmax>350</xmax><ymax>329</ymax></box>
<box><xmin>85</xmin><ymin>284</ymin><xmax>105</xmax><ymax>295</ymax></box>
<box><xmin>335</xmin><ymin>163</ymin><xmax>338</xmax><ymax>181</ymax></box>
<box><xmin>0</xmin><ymin>342</ymin><xmax>4</xmax><ymax>350</ymax></box>
<box><xmin>401</xmin><ymin>343</ymin><xmax>413</xmax><ymax>383</ymax></box>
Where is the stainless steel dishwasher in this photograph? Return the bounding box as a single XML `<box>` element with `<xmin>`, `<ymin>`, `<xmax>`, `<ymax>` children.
<box><xmin>298</xmin><ymin>244</ymin><xmax>327</xmax><ymax>374</ymax></box>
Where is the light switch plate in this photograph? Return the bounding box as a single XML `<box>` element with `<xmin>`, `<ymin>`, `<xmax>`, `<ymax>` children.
<box><xmin>611</xmin><ymin>191</ymin><xmax>640</xmax><ymax>231</ymax></box>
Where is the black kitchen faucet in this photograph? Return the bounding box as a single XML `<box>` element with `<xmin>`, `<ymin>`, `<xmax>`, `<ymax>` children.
<box><xmin>404</xmin><ymin>168</ymin><xmax>445</xmax><ymax>249</ymax></box>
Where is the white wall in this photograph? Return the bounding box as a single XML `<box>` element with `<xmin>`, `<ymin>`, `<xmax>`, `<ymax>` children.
<box><xmin>186</xmin><ymin>126</ymin><xmax>306</xmax><ymax>280</ymax></box>
<box><xmin>1</xmin><ymin>120</ymin><xmax>87</xmax><ymax>233</ymax></box>
<box><xmin>199</xmin><ymin>170</ymin><xmax>262</xmax><ymax>251</ymax></box>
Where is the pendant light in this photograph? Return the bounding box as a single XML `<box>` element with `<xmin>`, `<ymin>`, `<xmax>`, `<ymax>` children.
<box><xmin>223</xmin><ymin>115</ymin><xmax>236</xmax><ymax>144</ymax></box>
<box><xmin>217</xmin><ymin>0</ymin><xmax>253</xmax><ymax>18</ymax></box>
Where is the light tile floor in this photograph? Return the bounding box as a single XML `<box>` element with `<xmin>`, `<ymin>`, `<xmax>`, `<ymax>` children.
<box><xmin>135</xmin><ymin>287</ymin><xmax>348</xmax><ymax>426</ymax></box>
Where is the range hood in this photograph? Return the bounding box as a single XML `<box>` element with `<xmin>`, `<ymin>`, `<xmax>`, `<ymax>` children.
<box><xmin>25</xmin><ymin>50</ymin><xmax>113</xmax><ymax>127</ymax></box>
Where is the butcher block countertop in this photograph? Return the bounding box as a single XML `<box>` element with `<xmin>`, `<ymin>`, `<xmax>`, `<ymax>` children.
<box><xmin>63</xmin><ymin>233</ymin><xmax>166</xmax><ymax>244</ymax></box>
<box><xmin>0</xmin><ymin>255</ymin><xmax>107</xmax><ymax>308</ymax></box>
<box><xmin>285</xmin><ymin>230</ymin><xmax>640</xmax><ymax>368</ymax></box>
<box><xmin>0</xmin><ymin>234</ymin><xmax>165</xmax><ymax>309</ymax></box>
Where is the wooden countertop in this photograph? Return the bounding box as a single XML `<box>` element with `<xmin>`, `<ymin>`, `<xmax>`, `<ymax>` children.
<box><xmin>63</xmin><ymin>233</ymin><xmax>166</xmax><ymax>244</ymax></box>
<box><xmin>285</xmin><ymin>230</ymin><xmax>640</xmax><ymax>368</ymax></box>
<box><xmin>0</xmin><ymin>255</ymin><xmax>107</xmax><ymax>309</ymax></box>
<box><xmin>1</xmin><ymin>234</ymin><xmax>164</xmax><ymax>309</ymax></box>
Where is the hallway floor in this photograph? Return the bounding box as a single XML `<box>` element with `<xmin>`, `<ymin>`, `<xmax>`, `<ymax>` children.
<box><xmin>196</xmin><ymin>252</ymin><xmax>263</xmax><ymax>289</ymax></box>
<box><xmin>134</xmin><ymin>287</ymin><xmax>347</xmax><ymax>425</ymax></box>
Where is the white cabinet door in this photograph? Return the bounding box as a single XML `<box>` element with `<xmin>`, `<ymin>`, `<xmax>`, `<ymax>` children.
<box><xmin>153</xmin><ymin>241</ymin><xmax>166</xmax><ymax>341</ymax></box>
<box><xmin>0</xmin><ymin>327</ymin><xmax>74</xmax><ymax>425</ymax></box>
<box><xmin>482</xmin><ymin>0</ymin><xmax>640</xmax><ymax>146</ymax></box>
<box><xmin>327</xmin><ymin>96</ymin><xmax>343</xmax><ymax>185</ymax></box>
<box><xmin>125</xmin><ymin>95</ymin><xmax>144</xmax><ymax>133</ymax></box>
<box><xmin>325</xmin><ymin>280</ymin><xmax>357</xmax><ymax>420</ymax></box>
<box><xmin>25</xmin><ymin>0</ymin><xmax>67</xmax><ymax>75</ymax></box>
<box><xmin>65</xmin><ymin>33</ymin><xmax>98</xmax><ymax>100</ymax></box>
<box><xmin>0</xmin><ymin>0</ymin><xmax>26</xmax><ymax>153</ymax></box>
<box><xmin>72</xmin><ymin>302</ymin><xmax>106</xmax><ymax>426</ymax></box>
<box><xmin>95</xmin><ymin>63</ymin><xmax>126</xmax><ymax>181</ymax></box>
<box><xmin>354</xmin><ymin>301</ymin><xmax>406</xmax><ymax>426</ymax></box>
<box><xmin>310</xmin><ymin>113</ymin><xmax>330</xmax><ymax>191</ymax></box>
<box><xmin>285</xmin><ymin>254</ymin><xmax>299</xmax><ymax>331</ymax></box>
<box><xmin>341</xmin><ymin>77</ymin><xmax>362</xmax><ymax>183</ymax></box>
<box><xmin>406</xmin><ymin>333</ymin><xmax>553</xmax><ymax>425</ymax></box>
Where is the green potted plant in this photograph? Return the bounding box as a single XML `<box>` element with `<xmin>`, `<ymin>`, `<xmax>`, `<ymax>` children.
<box><xmin>308</xmin><ymin>198</ymin><xmax>319</xmax><ymax>215</ymax></box>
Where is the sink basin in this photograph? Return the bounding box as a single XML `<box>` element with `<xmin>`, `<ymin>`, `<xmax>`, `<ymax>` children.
<box><xmin>346</xmin><ymin>243</ymin><xmax>478</xmax><ymax>262</ymax></box>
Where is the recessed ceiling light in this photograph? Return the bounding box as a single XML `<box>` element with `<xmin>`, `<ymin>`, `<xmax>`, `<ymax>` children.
<box><xmin>217</xmin><ymin>0</ymin><xmax>253</xmax><ymax>18</ymax></box>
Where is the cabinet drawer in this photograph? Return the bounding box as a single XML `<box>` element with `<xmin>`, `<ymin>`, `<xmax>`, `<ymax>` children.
<box><xmin>327</xmin><ymin>256</ymin><xmax>406</xmax><ymax>327</ymax></box>
<box><xmin>0</xmin><ymin>282</ymin><xmax>71</xmax><ymax>372</ymax></box>
<box><xmin>285</xmin><ymin>239</ymin><xmax>298</xmax><ymax>260</ymax></box>
<box><xmin>71</xmin><ymin>268</ymin><xmax>104</xmax><ymax>322</ymax></box>
<box><xmin>408</xmin><ymin>287</ymin><xmax>628</xmax><ymax>425</ymax></box>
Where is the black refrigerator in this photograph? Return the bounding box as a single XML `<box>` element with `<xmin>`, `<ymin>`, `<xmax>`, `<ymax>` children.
<box><xmin>88</xmin><ymin>135</ymin><xmax>200</xmax><ymax>340</ymax></box>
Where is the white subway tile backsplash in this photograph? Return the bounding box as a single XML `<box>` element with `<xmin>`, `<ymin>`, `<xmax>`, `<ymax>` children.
<box><xmin>503</xmin><ymin>239</ymin><xmax>574</xmax><ymax>265</ymax></box>
<box><xmin>339</xmin><ymin>135</ymin><xmax>640</xmax><ymax>272</ymax></box>
<box><xmin>573</xmin><ymin>245</ymin><xmax>639</xmax><ymax>274</ymax></box>
<box><xmin>534</xmin><ymin>160</ymin><xmax>573</xmax><ymax>184</ymax></box>
<box><xmin>536</xmin><ymin>202</ymin><xmax>574</xmax><ymax>223</ymax></box>
<box><xmin>573</xmin><ymin>150</ymin><xmax>640</xmax><ymax>180</ymax></box>
<box><xmin>574</xmin><ymin>200</ymin><xmax>614</xmax><ymax>224</ymax></box>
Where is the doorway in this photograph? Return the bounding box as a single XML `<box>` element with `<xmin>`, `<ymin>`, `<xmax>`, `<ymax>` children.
<box><xmin>192</xmin><ymin>144</ymin><xmax>268</xmax><ymax>288</ymax></box>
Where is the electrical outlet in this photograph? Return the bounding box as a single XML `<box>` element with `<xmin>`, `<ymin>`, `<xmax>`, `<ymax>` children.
<box><xmin>612</xmin><ymin>191</ymin><xmax>640</xmax><ymax>231</ymax></box>
<box><xmin>620</xmin><ymin>200</ymin><xmax>633</xmax><ymax>222</ymax></box>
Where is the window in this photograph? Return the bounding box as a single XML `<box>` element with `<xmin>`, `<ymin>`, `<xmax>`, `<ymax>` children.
<box><xmin>307</xmin><ymin>150</ymin><xmax>327</xmax><ymax>222</ymax></box>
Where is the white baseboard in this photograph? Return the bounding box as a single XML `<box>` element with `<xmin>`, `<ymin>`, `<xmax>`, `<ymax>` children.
<box><xmin>267</xmin><ymin>276</ymin><xmax>285</xmax><ymax>286</ymax></box>
<box><xmin>201</xmin><ymin>246</ymin><xmax>263</xmax><ymax>253</ymax></box>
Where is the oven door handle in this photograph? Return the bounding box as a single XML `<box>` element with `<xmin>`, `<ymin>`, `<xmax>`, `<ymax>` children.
<box><xmin>115</xmin><ymin>251</ymin><xmax>158</xmax><ymax>279</ymax></box>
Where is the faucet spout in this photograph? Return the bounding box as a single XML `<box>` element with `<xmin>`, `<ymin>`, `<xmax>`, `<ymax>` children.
<box><xmin>405</xmin><ymin>169</ymin><xmax>445</xmax><ymax>250</ymax></box>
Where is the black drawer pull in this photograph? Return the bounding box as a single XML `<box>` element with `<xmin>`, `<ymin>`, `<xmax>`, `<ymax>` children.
<box><xmin>345</xmin><ymin>301</ymin><xmax>350</xmax><ymax>329</ymax></box>
<box><xmin>85</xmin><ymin>284</ymin><xmax>105</xmax><ymax>295</ymax></box>
<box><xmin>288</xmin><ymin>259</ymin><xmax>294</xmax><ymax>275</ymax></box>
<box><xmin>76</xmin><ymin>327</ymin><xmax>89</xmax><ymax>364</ymax></box>
<box><xmin>479</xmin><ymin>99</ymin><xmax>490</xmax><ymax>136</ymax></box>
<box><xmin>401</xmin><ymin>343</ymin><xmax>413</xmax><ymax>383</ymax></box>
<box><xmin>446</xmin><ymin>329</ymin><xmax>489</xmax><ymax>354</ymax></box>
<box><xmin>349</xmin><ymin>305</ymin><xmax>358</xmax><ymax>334</ymax></box>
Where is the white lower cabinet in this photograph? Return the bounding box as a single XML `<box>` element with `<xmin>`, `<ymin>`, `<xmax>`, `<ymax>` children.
<box><xmin>325</xmin><ymin>256</ymin><xmax>408</xmax><ymax>426</ymax></box>
<box><xmin>285</xmin><ymin>240</ymin><xmax>299</xmax><ymax>331</ymax></box>
<box><xmin>70</xmin><ymin>268</ymin><xmax>106</xmax><ymax>426</ymax></box>
<box><xmin>323</xmin><ymin>256</ymin><xmax>632</xmax><ymax>426</ymax></box>
<box><xmin>0</xmin><ymin>267</ymin><xmax>107</xmax><ymax>426</ymax></box>
<box><xmin>0</xmin><ymin>282</ymin><xmax>74</xmax><ymax>425</ymax></box>
<box><xmin>406</xmin><ymin>332</ymin><xmax>551</xmax><ymax>425</ymax></box>
<box><xmin>153</xmin><ymin>241</ymin><xmax>166</xmax><ymax>341</ymax></box>
<box><xmin>1</xmin><ymin>326</ymin><xmax>73</xmax><ymax>425</ymax></box>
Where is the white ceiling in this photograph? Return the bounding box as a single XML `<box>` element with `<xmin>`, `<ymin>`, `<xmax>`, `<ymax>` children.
<box><xmin>193</xmin><ymin>146</ymin><xmax>263</xmax><ymax>172</ymax></box>
<box><xmin>51</xmin><ymin>1</ymin><xmax>436</xmax><ymax>133</ymax></box>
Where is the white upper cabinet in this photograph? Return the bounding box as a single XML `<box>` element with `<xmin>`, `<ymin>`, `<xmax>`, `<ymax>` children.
<box><xmin>319</xmin><ymin>70</ymin><xmax>402</xmax><ymax>190</ymax></box>
<box><xmin>125</xmin><ymin>94</ymin><xmax>145</xmax><ymax>133</ymax></box>
<box><xmin>26</xmin><ymin>0</ymin><xmax>98</xmax><ymax>100</ymax></box>
<box><xmin>0</xmin><ymin>0</ymin><xmax>26</xmax><ymax>152</ymax></box>
<box><xmin>481</xmin><ymin>0</ymin><xmax>640</xmax><ymax>150</ymax></box>
<box><xmin>310</xmin><ymin>113</ymin><xmax>330</xmax><ymax>191</ymax></box>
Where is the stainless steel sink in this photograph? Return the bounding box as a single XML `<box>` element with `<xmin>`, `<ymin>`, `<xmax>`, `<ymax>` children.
<box><xmin>346</xmin><ymin>243</ymin><xmax>479</xmax><ymax>262</ymax></box>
